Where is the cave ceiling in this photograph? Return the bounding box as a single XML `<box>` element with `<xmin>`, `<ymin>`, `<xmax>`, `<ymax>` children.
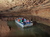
<box><xmin>0</xmin><ymin>0</ymin><xmax>50</xmax><ymax>15</ymax></box>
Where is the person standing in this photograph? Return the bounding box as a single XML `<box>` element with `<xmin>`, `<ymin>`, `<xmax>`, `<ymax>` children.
<box><xmin>26</xmin><ymin>20</ymin><xmax>30</xmax><ymax>24</ymax></box>
<box><xmin>22</xmin><ymin>18</ymin><xmax>24</xmax><ymax>22</ymax></box>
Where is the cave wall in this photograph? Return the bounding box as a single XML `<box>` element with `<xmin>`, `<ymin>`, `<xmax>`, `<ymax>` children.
<box><xmin>0</xmin><ymin>0</ymin><xmax>50</xmax><ymax>26</ymax></box>
<box><xmin>31</xmin><ymin>8</ymin><xmax>50</xmax><ymax>19</ymax></box>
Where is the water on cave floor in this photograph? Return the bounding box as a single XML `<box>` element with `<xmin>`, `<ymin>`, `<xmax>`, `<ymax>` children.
<box><xmin>6</xmin><ymin>21</ymin><xmax>50</xmax><ymax>37</ymax></box>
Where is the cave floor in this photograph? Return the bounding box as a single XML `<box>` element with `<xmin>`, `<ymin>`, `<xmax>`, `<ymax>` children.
<box><xmin>0</xmin><ymin>20</ymin><xmax>50</xmax><ymax>37</ymax></box>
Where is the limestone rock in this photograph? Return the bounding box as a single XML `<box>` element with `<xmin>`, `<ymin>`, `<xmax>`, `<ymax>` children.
<box><xmin>0</xmin><ymin>0</ymin><xmax>50</xmax><ymax>19</ymax></box>
<box><xmin>0</xmin><ymin>20</ymin><xmax>10</xmax><ymax>36</ymax></box>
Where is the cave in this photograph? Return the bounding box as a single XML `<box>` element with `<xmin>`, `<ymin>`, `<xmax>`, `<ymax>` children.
<box><xmin>0</xmin><ymin>0</ymin><xmax>50</xmax><ymax>37</ymax></box>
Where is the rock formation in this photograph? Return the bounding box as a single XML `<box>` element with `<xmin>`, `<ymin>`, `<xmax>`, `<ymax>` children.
<box><xmin>0</xmin><ymin>20</ymin><xmax>10</xmax><ymax>37</ymax></box>
<box><xmin>0</xmin><ymin>0</ymin><xmax>50</xmax><ymax>36</ymax></box>
<box><xmin>0</xmin><ymin>0</ymin><xmax>50</xmax><ymax>25</ymax></box>
<box><xmin>0</xmin><ymin>0</ymin><xmax>50</xmax><ymax>18</ymax></box>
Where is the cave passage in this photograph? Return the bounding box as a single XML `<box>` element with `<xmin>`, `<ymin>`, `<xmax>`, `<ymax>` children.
<box><xmin>7</xmin><ymin>21</ymin><xmax>50</xmax><ymax>37</ymax></box>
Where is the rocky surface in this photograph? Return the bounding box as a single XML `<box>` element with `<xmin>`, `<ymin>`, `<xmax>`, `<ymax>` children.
<box><xmin>0</xmin><ymin>0</ymin><xmax>50</xmax><ymax>19</ymax></box>
<box><xmin>0</xmin><ymin>20</ymin><xmax>10</xmax><ymax>37</ymax></box>
<box><xmin>0</xmin><ymin>0</ymin><xmax>50</xmax><ymax>26</ymax></box>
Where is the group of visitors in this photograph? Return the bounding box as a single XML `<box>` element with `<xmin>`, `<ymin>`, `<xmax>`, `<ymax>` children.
<box><xmin>17</xmin><ymin>17</ymin><xmax>31</xmax><ymax>25</ymax></box>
